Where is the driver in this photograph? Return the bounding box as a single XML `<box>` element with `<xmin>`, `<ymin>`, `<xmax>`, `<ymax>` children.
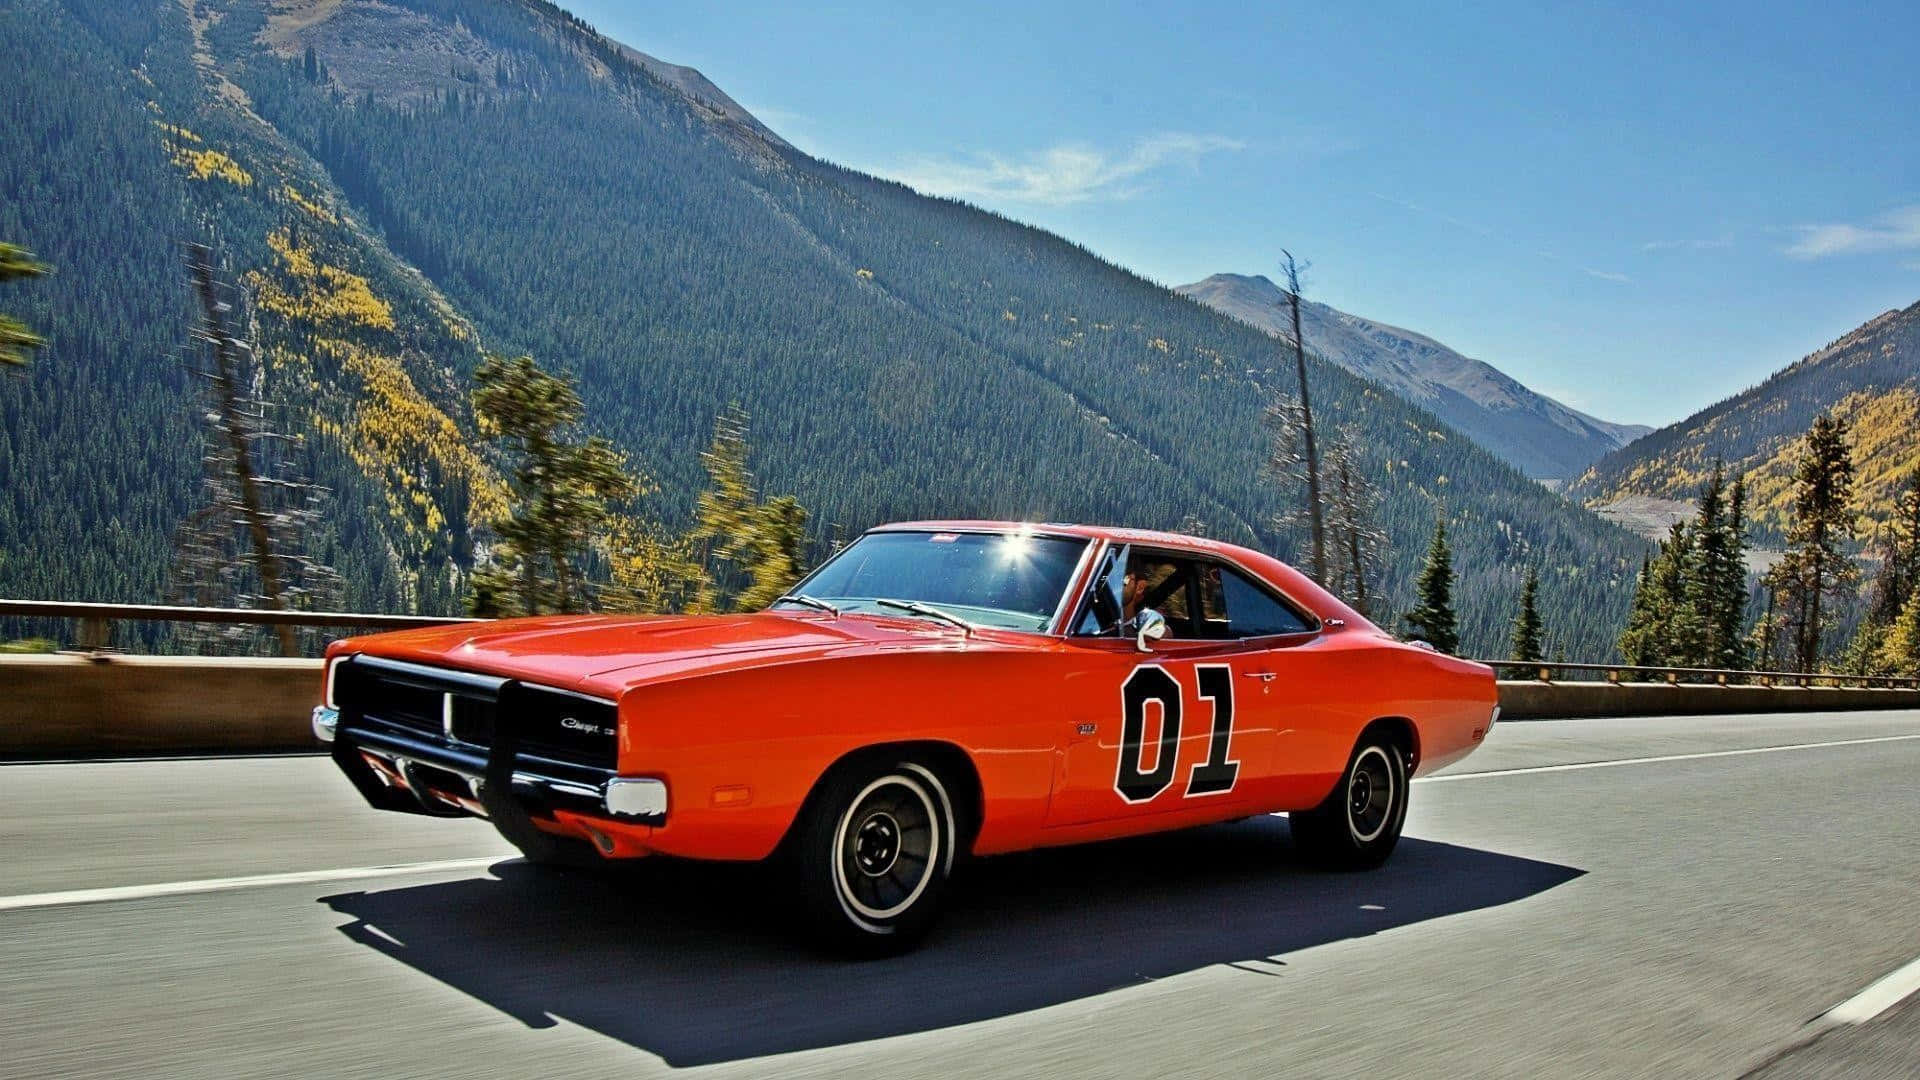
<box><xmin>1122</xmin><ymin>570</ymin><xmax>1150</xmax><ymax>622</ymax></box>
<box><xmin>1122</xmin><ymin>561</ymin><xmax>1184</xmax><ymax>625</ymax></box>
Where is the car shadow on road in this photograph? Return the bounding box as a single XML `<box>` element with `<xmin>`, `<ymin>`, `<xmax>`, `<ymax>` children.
<box><xmin>321</xmin><ymin>817</ymin><xmax>1581</xmax><ymax>1066</ymax></box>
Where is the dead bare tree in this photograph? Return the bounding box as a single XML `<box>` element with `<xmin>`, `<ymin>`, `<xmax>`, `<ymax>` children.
<box><xmin>1278</xmin><ymin>251</ymin><xmax>1326</xmax><ymax>582</ymax></box>
<box><xmin>1323</xmin><ymin>428</ymin><xmax>1385</xmax><ymax>617</ymax></box>
<box><xmin>171</xmin><ymin>243</ymin><xmax>337</xmax><ymax>654</ymax></box>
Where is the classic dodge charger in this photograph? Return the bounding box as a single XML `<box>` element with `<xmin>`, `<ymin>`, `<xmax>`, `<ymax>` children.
<box><xmin>315</xmin><ymin>521</ymin><xmax>1497</xmax><ymax>952</ymax></box>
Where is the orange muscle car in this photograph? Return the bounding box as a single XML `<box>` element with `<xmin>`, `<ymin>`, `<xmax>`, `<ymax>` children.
<box><xmin>316</xmin><ymin>521</ymin><xmax>1497</xmax><ymax>952</ymax></box>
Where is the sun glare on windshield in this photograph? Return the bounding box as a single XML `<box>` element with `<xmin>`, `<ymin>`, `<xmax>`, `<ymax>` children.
<box><xmin>997</xmin><ymin>528</ymin><xmax>1037</xmax><ymax>562</ymax></box>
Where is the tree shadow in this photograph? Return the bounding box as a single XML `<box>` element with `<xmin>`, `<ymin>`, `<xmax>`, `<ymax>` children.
<box><xmin>321</xmin><ymin>818</ymin><xmax>1581</xmax><ymax>1066</ymax></box>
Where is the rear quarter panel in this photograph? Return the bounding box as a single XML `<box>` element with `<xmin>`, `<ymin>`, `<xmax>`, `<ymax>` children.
<box><xmin>1175</xmin><ymin>630</ymin><xmax>1496</xmax><ymax>816</ymax></box>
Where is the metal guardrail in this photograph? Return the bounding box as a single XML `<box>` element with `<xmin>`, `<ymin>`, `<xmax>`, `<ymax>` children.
<box><xmin>1473</xmin><ymin>659</ymin><xmax>1920</xmax><ymax>691</ymax></box>
<box><xmin>0</xmin><ymin>599</ymin><xmax>477</xmax><ymax>650</ymax></box>
<box><xmin>4</xmin><ymin>601</ymin><xmax>1915</xmax><ymax>690</ymax></box>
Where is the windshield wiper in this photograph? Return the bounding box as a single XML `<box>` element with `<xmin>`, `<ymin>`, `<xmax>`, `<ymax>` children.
<box><xmin>773</xmin><ymin>593</ymin><xmax>840</xmax><ymax>617</ymax></box>
<box><xmin>875</xmin><ymin>598</ymin><xmax>975</xmax><ymax>635</ymax></box>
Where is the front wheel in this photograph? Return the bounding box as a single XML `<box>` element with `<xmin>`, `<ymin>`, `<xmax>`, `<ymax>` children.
<box><xmin>1290</xmin><ymin>733</ymin><xmax>1409</xmax><ymax>869</ymax></box>
<box><xmin>788</xmin><ymin>759</ymin><xmax>959</xmax><ymax>957</ymax></box>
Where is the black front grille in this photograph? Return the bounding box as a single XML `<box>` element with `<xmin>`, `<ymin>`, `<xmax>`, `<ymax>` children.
<box><xmin>335</xmin><ymin>656</ymin><xmax>616</xmax><ymax>771</ymax></box>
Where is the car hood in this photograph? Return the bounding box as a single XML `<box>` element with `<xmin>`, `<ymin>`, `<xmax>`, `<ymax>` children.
<box><xmin>342</xmin><ymin>611</ymin><xmax>992</xmax><ymax>696</ymax></box>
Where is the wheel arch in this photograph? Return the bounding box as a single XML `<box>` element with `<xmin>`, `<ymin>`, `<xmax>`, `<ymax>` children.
<box><xmin>782</xmin><ymin>739</ymin><xmax>985</xmax><ymax>857</ymax></box>
<box><xmin>1360</xmin><ymin>715</ymin><xmax>1421</xmax><ymax>774</ymax></box>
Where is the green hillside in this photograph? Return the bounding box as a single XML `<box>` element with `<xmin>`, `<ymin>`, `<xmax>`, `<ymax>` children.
<box><xmin>0</xmin><ymin>0</ymin><xmax>1650</xmax><ymax>657</ymax></box>
<box><xmin>1572</xmin><ymin>299</ymin><xmax>1920</xmax><ymax>540</ymax></box>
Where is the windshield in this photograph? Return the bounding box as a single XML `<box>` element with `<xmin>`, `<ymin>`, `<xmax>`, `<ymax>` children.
<box><xmin>774</xmin><ymin>530</ymin><xmax>1090</xmax><ymax>631</ymax></box>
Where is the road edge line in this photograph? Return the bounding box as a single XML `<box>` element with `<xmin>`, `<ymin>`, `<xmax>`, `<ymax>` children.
<box><xmin>1818</xmin><ymin>954</ymin><xmax>1920</xmax><ymax>1026</ymax></box>
<box><xmin>0</xmin><ymin>857</ymin><xmax>502</xmax><ymax>913</ymax></box>
<box><xmin>1418</xmin><ymin>733</ymin><xmax>1920</xmax><ymax>783</ymax></box>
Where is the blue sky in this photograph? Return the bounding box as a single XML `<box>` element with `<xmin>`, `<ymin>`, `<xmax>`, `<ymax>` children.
<box><xmin>567</xmin><ymin>0</ymin><xmax>1919</xmax><ymax>427</ymax></box>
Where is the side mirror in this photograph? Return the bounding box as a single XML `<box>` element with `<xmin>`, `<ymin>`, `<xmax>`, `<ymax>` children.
<box><xmin>1134</xmin><ymin>608</ymin><xmax>1169</xmax><ymax>652</ymax></box>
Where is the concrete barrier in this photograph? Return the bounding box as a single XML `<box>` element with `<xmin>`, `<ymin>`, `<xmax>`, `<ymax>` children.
<box><xmin>0</xmin><ymin>654</ymin><xmax>322</xmax><ymax>757</ymax></box>
<box><xmin>0</xmin><ymin>655</ymin><xmax>1914</xmax><ymax>758</ymax></box>
<box><xmin>1496</xmin><ymin>679</ymin><xmax>1920</xmax><ymax>720</ymax></box>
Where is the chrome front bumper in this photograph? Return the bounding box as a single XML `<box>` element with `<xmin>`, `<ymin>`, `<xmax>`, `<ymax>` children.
<box><xmin>319</xmin><ymin>705</ymin><xmax>667</xmax><ymax>825</ymax></box>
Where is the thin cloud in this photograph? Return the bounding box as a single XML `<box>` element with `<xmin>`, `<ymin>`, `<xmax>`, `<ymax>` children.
<box><xmin>1368</xmin><ymin>192</ymin><xmax>1493</xmax><ymax>238</ymax></box>
<box><xmin>1372</xmin><ymin>193</ymin><xmax>1629</xmax><ymax>285</ymax></box>
<box><xmin>1640</xmin><ymin>236</ymin><xmax>1733</xmax><ymax>253</ymax></box>
<box><xmin>888</xmin><ymin>133</ymin><xmax>1246</xmax><ymax>206</ymax></box>
<box><xmin>1784</xmin><ymin>205</ymin><xmax>1920</xmax><ymax>259</ymax></box>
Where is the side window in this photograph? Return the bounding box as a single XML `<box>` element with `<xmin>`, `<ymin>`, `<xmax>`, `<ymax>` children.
<box><xmin>1194</xmin><ymin>561</ymin><xmax>1230</xmax><ymax>638</ymax></box>
<box><xmin>1219</xmin><ymin>566</ymin><xmax>1315</xmax><ymax>637</ymax></box>
<box><xmin>1125</xmin><ymin>554</ymin><xmax>1195</xmax><ymax>637</ymax></box>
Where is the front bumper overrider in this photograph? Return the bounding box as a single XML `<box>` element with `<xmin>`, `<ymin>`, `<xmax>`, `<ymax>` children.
<box><xmin>316</xmin><ymin>661</ymin><xmax>668</xmax><ymax>839</ymax></box>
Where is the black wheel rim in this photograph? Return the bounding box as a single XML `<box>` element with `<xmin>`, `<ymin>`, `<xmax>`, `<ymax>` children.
<box><xmin>1347</xmin><ymin>746</ymin><xmax>1395</xmax><ymax>843</ymax></box>
<box><xmin>835</xmin><ymin>776</ymin><xmax>938</xmax><ymax>920</ymax></box>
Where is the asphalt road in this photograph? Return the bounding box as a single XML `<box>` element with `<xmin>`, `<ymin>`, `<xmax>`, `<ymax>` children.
<box><xmin>2</xmin><ymin>710</ymin><xmax>1918</xmax><ymax>1078</ymax></box>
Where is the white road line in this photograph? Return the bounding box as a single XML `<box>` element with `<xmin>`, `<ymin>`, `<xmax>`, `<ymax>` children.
<box><xmin>1419</xmin><ymin>732</ymin><xmax>1920</xmax><ymax>783</ymax></box>
<box><xmin>8</xmin><ymin>733</ymin><xmax>1919</xmax><ymax>914</ymax></box>
<box><xmin>1819</xmin><ymin>954</ymin><xmax>1920</xmax><ymax>1026</ymax></box>
<box><xmin>1</xmin><ymin>752</ymin><xmax>325</xmax><ymax>767</ymax></box>
<box><xmin>0</xmin><ymin>857</ymin><xmax>501</xmax><ymax>913</ymax></box>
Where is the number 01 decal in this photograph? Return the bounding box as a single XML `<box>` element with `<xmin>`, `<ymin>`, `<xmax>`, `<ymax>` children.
<box><xmin>1114</xmin><ymin>663</ymin><xmax>1239</xmax><ymax>803</ymax></box>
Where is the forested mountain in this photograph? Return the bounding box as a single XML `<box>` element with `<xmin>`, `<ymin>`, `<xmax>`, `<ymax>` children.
<box><xmin>1572</xmin><ymin>299</ymin><xmax>1920</xmax><ymax>539</ymax></box>
<box><xmin>1178</xmin><ymin>273</ymin><xmax>1650</xmax><ymax>480</ymax></box>
<box><xmin>0</xmin><ymin>0</ymin><xmax>1651</xmax><ymax>658</ymax></box>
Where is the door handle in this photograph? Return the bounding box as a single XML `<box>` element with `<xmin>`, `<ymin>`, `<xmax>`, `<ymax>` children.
<box><xmin>1243</xmin><ymin>671</ymin><xmax>1277</xmax><ymax>682</ymax></box>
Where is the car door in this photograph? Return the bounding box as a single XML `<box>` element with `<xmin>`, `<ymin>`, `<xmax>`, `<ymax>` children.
<box><xmin>1044</xmin><ymin>548</ymin><xmax>1295</xmax><ymax>827</ymax></box>
<box><xmin>1191</xmin><ymin>559</ymin><xmax>1333</xmax><ymax>811</ymax></box>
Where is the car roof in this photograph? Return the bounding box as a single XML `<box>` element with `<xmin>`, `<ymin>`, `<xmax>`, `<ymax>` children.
<box><xmin>870</xmin><ymin>520</ymin><xmax>1243</xmax><ymax>556</ymax></box>
<box><xmin>865</xmin><ymin>520</ymin><xmax>1375</xmax><ymax>635</ymax></box>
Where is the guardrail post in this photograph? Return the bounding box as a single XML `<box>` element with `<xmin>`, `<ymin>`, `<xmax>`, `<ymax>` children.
<box><xmin>1665</xmin><ymin>671</ymin><xmax>1679</xmax><ymax>686</ymax></box>
<box><xmin>78</xmin><ymin>615</ymin><xmax>110</xmax><ymax>652</ymax></box>
<box><xmin>1606</xmin><ymin>668</ymin><xmax>1620</xmax><ymax>684</ymax></box>
<box><xmin>1537</xmin><ymin>666</ymin><xmax>1551</xmax><ymax>683</ymax></box>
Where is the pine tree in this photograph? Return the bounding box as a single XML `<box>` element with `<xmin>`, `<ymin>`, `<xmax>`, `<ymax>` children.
<box><xmin>1751</xmin><ymin>583</ymin><xmax>1785</xmax><ymax>671</ymax></box>
<box><xmin>1322</xmin><ymin>428</ymin><xmax>1384</xmax><ymax>617</ymax></box>
<box><xmin>1878</xmin><ymin>590</ymin><xmax>1920</xmax><ymax>678</ymax></box>
<box><xmin>1765</xmin><ymin>412</ymin><xmax>1858</xmax><ymax>671</ymax></box>
<box><xmin>1717</xmin><ymin>475</ymin><xmax>1752</xmax><ymax>668</ymax></box>
<box><xmin>1874</xmin><ymin>469</ymin><xmax>1920</xmax><ymax>623</ymax></box>
<box><xmin>1260</xmin><ymin>394</ymin><xmax>1311</xmax><ymax>558</ymax></box>
<box><xmin>1688</xmin><ymin>462</ymin><xmax>1750</xmax><ymax>669</ymax></box>
<box><xmin>1615</xmin><ymin>467</ymin><xmax>1753</xmax><ymax>671</ymax></box>
<box><xmin>1405</xmin><ymin>518</ymin><xmax>1458</xmax><ymax>654</ymax></box>
<box><xmin>686</xmin><ymin>406</ymin><xmax>810</xmax><ymax>612</ymax></box>
<box><xmin>1836</xmin><ymin>616</ymin><xmax>1891</xmax><ymax>677</ymax></box>
<box><xmin>1510</xmin><ymin>565</ymin><xmax>1544</xmax><ymax>665</ymax></box>
<box><xmin>1620</xmin><ymin>556</ymin><xmax>1660</xmax><ymax>665</ymax></box>
<box><xmin>1849</xmin><ymin>469</ymin><xmax>1920</xmax><ymax>675</ymax></box>
<box><xmin>739</xmin><ymin>494</ymin><xmax>809</xmax><ymax>610</ymax></box>
<box><xmin>1618</xmin><ymin>520</ymin><xmax>1709</xmax><ymax>669</ymax></box>
<box><xmin>1</xmin><ymin>242</ymin><xmax>48</xmax><ymax>366</ymax></box>
<box><xmin>602</xmin><ymin>519</ymin><xmax>701</xmax><ymax>615</ymax></box>
<box><xmin>469</xmin><ymin>353</ymin><xmax>640</xmax><ymax>616</ymax></box>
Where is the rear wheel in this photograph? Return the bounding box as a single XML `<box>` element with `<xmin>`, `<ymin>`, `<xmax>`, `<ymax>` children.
<box><xmin>1290</xmin><ymin>732</ymin><xmax>1409</xmax><ymax>869</ymax></box>
<box><xmin>788</xmin><ymin>758</ymin><xmax>959</xmax><ymax>957</ymax></box>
